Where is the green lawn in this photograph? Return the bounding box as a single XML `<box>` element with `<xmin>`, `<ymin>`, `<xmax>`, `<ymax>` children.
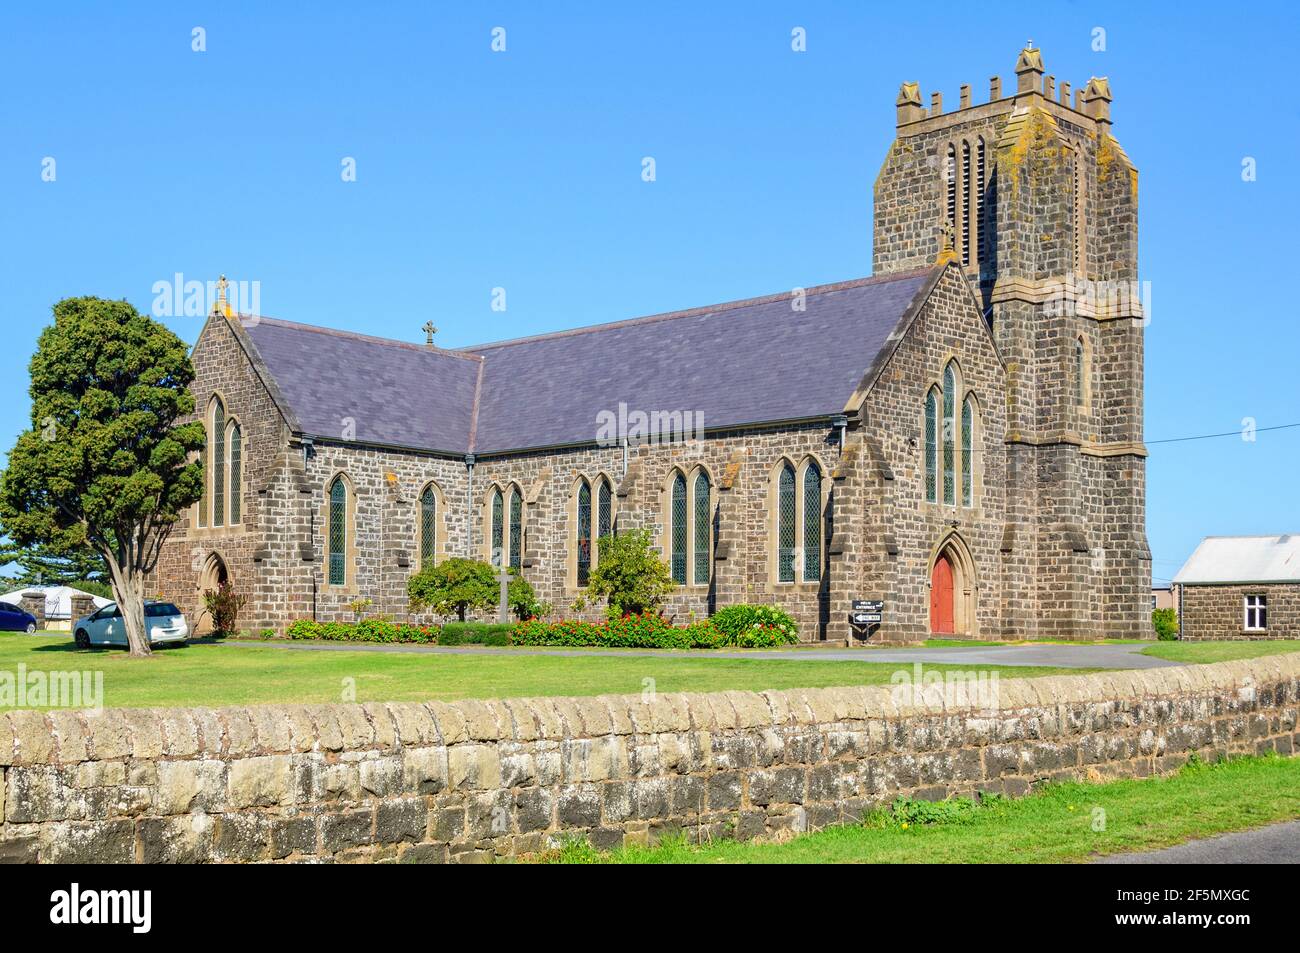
<box><xmin>536</xmin><ymin>753</ymin><xmax>1300</xmax><ymax>864</ymax></box>
<box><xmin>0</xmin><ymin>633</ymin><xmax>1089</xmax><ymax>710</ymax></box>
<box><xmin>1141</xmin><ymin>640</ymin><xmax>1300</xmax><ymax>663</ymax></box>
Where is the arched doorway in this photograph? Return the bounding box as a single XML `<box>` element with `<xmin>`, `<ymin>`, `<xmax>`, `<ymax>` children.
<box><xmin>928</xmin><ymin>534</ymin><xmax>977</xmax><ymax>637</ymax></box>
<box><xmin>930</xmin><ymin>553</ymin><xmax>955</xmax><ymax>634</ymax></box>
<box><xmin>195</xmin><ymin>553</ymin><xmax>229</xmax><ymax>635</ymax></box>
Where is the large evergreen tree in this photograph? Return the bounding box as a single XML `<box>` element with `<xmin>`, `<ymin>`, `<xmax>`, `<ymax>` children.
<box><xmin>0</xmin><ymin>297</ymin><xmax>204</xmax><ymax>656</ymax></box>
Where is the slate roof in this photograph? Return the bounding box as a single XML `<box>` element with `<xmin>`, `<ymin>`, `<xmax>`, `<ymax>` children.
<box><xmin>1173</xmin><ymin>535</ymin><xmax>1300</xmax><ymax>585</ymax></box>
<box><xmin>236</xmin><ymin>267</ymin><xmax>937</xmax><ymax>455</ymax></box>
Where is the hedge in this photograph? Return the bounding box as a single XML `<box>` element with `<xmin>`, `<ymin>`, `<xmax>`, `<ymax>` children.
<box><xmin>282</xmin><ymin>604</ymin><xmax>798</xmax><ymax>649</ymax></box>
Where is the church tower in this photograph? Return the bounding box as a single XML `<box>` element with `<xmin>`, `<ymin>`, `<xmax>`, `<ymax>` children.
<box><xmin>873</xmin><ymin>45</ymin><xmax>1149</xmax><ymax>638</ymax></box>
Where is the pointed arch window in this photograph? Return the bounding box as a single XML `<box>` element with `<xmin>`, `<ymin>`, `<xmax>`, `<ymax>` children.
<box><xmin>942</xmin><ymin>363</ymin><xmax>957</xmax><ymax>505</ymax></box>
<box><xmin>212</xmin><ymin>400</ymin><xmax>226</xmax><ymax>526</ymax></box>
<box><xmin>960</xmin><ymin>141</ymin><xmax>972</xmax><ymax>266</ymax></box>
<box><xmin>328</xmin><ymin>476</ymin><xmax>347</xmax><ymax>587</ymax></box>
<box><xmin>692</xmin><ymin>470</ymin><xmax>711</xmax><ymax>586</ymax></box>
<box><xmin>961</xmin><ymin>396</ymin><xmax>974</xmax><ymax>507</ymax></box>
<box><xmin>924</xmin><ymin>390</ymin><xmax>938</xmax><ymax>503</ymax></box>
<box><xmin>777</xmin><ymin>463</ymin><xmax>796</xmax><ymax>583</ymax></box>
<box><xmin>802</xmin><ymin>462</ymin><xmax>823</xmax><ymax>582</ymax></box>
<box><xmin>669</xmin><ymin>471</ymin><xmax>687</xmax><ymax>584</ymax></box>
<box><xmin>577</xmin><ymin>480</ymin><xmax>592</xmax><ymax>586</ymax></box>
<box><xmin>419</xmin><ymin>485</ymin><xmax>437</xmax><ymax>567</ymax></box>
<box><xmin>228</xmin><ymin>422</ymin><xmax>242</xmax><ymax>524</ymax></box>
<box><xmin>976</xmin><ymin>137</ymin><xmax>986</xmax><ymax>267</ymax></box>
<box><xmin>490</xmin><ymin>488</ymin><xmax>504</xmax><ymax>567</ymax></box>
<box><xmin>945</xmin><ymin>144</ymin><xmax>957</xmax><ymax>248</ymax></box>
<box><xmin>508</xmin><ymin>488</ymin><xmax>523</xmax><ymax>571</ymax></box>
<box><xmin>597</xmin><ymin>477</ymin><xmax>613</xmax><ymax>541</ymax></box>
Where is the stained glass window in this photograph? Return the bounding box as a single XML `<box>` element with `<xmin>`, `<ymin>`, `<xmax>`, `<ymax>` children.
<box><xmin>961</xmin><ymin>397</ymin><xmax>973</xmax><ymax>507</ymax></box>
<box><xmin>942</xmin><ymin>363</ymin><xmax>956</xmax><ymax>505</ymax></box>
<box><xmin>670</xmin><ymin>471</ymin><xmax>687</xmax><ymax>584</ymax></box>
<box><xmin>229</xmin><ymin>423</ymin><xmax>242</xmax><ymax>524</ymax></box>
<box><xmin>419</xmin><ymin>485</ymin><xmax>436</xmax><ymax>566</ymax></box>
<box><xmin>328</xmin><ymin>477</ymin><xmax>347</xmax><ymax>586</ymax></box>
<box><xmin>490</xmin><ymin>489</ymin><xmax>503</xmax><ymax>567</ymax></box>
<box><xmin>924</xmin><ymin>390</ymin><xmax>938</xmax><ymax>503</ymax></box>
<box><xmin>597</xmin><ymin>478</ymin><xmax>612</xmax><ymax>542</ymax></box>
<box><xmin>577</xmin><ymin>480</ymin><xmax>591</xmax><ymax>586</ymax></box>
<box><xmin>803</xmin><ymin>463</ymin><xmax>822</xmax><ymax>581</ymax></box>
<box><xmin>509</xmin><ymin>488</ymin><xmax>522</xmax><ymax>571</ymax></box>
<box><xmin>212</xmin><ymin>400</ymin><xmax>225</xmax><ymax>526</ymax></box>
<box><xmin>777</xmin><ymin>464</ymin><xmax>795</xmax><ymax>582</ymax></box>
<box><xmin>692</xmin><ymin>471</ymin><xmax>710</xmax><ymax>586</ymax></box>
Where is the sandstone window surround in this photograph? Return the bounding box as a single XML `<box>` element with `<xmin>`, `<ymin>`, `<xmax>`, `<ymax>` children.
<box><xmin>923</xmin><ymin>359</ymin><xmax>980</xmax><ymax>510</ymax></box>
<box><xmin>767</xmin><ymin>456</ymin><xmax>828</xmax><ymax>588</ymax></box>
<box><xmin>193</xmin><ymin>393</ymin><xmax>245</xmax><ymax>533</ymax></box>
<box><xmin>572</xmin><ymin>473</ymin><xmax>616</xmax><ymax>588</ymax></box>
<box><xmin>417</xmin><ymin>481</ymin><xmax>448</xmax><ymax>570</ymax></box>
<box><xmin>1244</xmin><ymin>594</ymin><xmax>1267</xmax><ymax>632</ymax></box>
<box><xmin>484</xmin><ymin>483</ymin><xmax>525</xmax><ymax>570</ymax></box>
<box><xmin>661</xmin><ymin>465</ymin><xmax>713</xmax><ymax>588</ymax></box>
<box><xmin>323</xmin><ymin>472</ymin><xmax>357</xmax><ymax>592</ymax></box>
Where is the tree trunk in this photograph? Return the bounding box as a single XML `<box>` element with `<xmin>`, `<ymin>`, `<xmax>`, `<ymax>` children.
<box><xmin>102</xmin><ymin>548</ymin><xmax>152</xmax><ymax>657</ymax></box>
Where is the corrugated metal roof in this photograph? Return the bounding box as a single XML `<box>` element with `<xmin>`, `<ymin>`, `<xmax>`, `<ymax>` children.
<box><xmin>1172</xmin><ymin>535</ymin><xmax>1300</xmax><ymax>585</ymax></box>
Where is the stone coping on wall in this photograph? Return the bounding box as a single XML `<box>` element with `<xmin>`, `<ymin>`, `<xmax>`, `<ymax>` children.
<box><xmin>1</xmin><ymin>655</ymin><xmax>1297</xmax><ymax>863</ymax></box>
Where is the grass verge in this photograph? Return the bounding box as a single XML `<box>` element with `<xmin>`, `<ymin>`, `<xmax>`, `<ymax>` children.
<box><xmin>534</xmin><ymin>753</ymin><xmax>1300</xmax><ymax>864</ymax></box>
<box><xmin>1140</xmin><ymin>640</ymin><xmax>1300</xmax><ymax>664</ymax></box>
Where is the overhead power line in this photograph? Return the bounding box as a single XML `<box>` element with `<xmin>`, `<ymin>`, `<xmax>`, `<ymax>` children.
<box><xmin>1146</xmin><ymin>422</ymin><xmax>1300</xmax><ymax>445</ymax></box>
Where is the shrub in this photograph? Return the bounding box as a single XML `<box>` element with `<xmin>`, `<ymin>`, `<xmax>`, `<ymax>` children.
<box><xmin>1152</xmin><ymin>607</ymin><xmax>1179</xmax><ymax>641</ymax></box>
<box><xmin>439</xmin><ymin>622</ymin><xmax>514</xmax><ymax>646</ymax></box>
<box><xmin>583</xmin><ymin>529</ymin><xmax>676</xmax><ymax>619</ymax></box>
<box><xmin>408</xmin><ymin>557</ymin><xmax>535</xmax><ymax>621</ymax></box>
<box><xmin>202</xmin><ymin>581</ymin><xmax>248</xmax><ymax>636</ymax></box>
<box><xmin>284</xmin><ymin>617</ymin><xmax>437</xmax><ymax>644</ymax></box>
<box><xmin>513</xmin><ymin>614</ymin><xmax>740</xmax><ymax>650</ymax></box>
<box><xmin>710</xmin><ymin>604</ymin><xmax>799</xmax><ymax>646</ymax></box>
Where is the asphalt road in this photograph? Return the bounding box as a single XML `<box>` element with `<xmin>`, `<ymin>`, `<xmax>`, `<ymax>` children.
<box><xmin>218</xmin><ymin>639</ymin><xmax>1177</xmax><ymax>669</ymax></box>
<box><xmin>1095</xmin><ymin>820</ymin><xmax>1300</xmax><ymax>864</ymax></box>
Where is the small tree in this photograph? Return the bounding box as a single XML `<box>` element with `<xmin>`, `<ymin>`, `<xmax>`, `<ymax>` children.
<box><xmin>408</xmin><ymin>557</ymin><xmax>533</xmax><ymax>621</ymax></box>
<box><xmin>0</xmin><ymin>298</ymin><xmax>204</xmax><ymax>657</ymax></box>
<box><xmin>1152</xmin><ymin>607</ymin><xmax>1179</xmax><ymax>641</ymax></box>
<box><xmin>584</xmin><ymin>528</ymin><xmax>676</xmax><ymax>619</ymax></box>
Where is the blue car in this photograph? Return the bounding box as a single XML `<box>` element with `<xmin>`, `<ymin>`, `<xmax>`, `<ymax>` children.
<box><xmin>0</xmin><ymin>602</ymin><xmax>39</xmax><ymax>633</ymax></box>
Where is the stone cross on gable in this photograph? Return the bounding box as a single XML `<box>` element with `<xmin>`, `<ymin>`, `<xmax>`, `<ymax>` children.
<box><xmin>497</xmin><ymin>565</ymin><xmax>511</xmax><ymax>623</ymax></box>
<box><xmin>422</xmin><ymin>320</ymin><xmax>438</xmax><ymax>346</ymax></box>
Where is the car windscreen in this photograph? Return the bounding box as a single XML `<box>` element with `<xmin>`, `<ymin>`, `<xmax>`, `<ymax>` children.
<box><xmin>144</xmin><ymin>603</ymin><xmax>182</xmax><ymax>618</ymax></box>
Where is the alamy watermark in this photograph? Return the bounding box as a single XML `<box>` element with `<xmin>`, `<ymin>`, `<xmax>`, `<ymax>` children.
<box><xmin>889</xmin><ymin>662</ymin><xmax>1000</xmax><ymax>710</ymax></box>
<box><xmin>1041</xmin><ymin>275</ymin><xmax>1152</xmax><ymax>325</ymax></box>
<box><xmin>595</xmin><ymin>402</ymin><xmax>705</xmax><ymax>448</ymax></box>
<box><xmin>0</xmin><ymin>665</ymin><xmax>103</xmax><ymax>711</ymax></box>
<box><xmin>151</xmin><ymin>272</ymin><xmax>261</xmax><ymax>319</ymax></box>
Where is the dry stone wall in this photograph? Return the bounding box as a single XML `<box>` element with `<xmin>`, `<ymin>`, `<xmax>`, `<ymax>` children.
<box><xmin>2</xmin><ymin>655</ymin><xmax>1297</xmax><ymax>863</ymax></box>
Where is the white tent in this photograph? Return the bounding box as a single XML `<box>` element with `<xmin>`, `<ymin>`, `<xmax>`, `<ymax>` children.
<box><xmin>0</xmin><ymin>585</ymin><xmax>112</xmax><ymax>620</ymax></box>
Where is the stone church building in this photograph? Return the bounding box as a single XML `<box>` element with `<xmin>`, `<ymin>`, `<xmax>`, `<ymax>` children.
<box><xmin>152</xmin><ymin>46</ymin><xmax>1150</xmax><ymax>643</ymax></box>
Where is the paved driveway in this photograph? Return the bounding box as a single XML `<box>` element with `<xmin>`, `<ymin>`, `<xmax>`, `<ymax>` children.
<box><xmin>219</xmin><ymin>639</ymin><xmax>1175</xmax><ymax>670</ymax></box>
<box><xmin>1095</xmin><ymin>820</ymin><xmax>1300</xmax><ymax>863</ymax></box>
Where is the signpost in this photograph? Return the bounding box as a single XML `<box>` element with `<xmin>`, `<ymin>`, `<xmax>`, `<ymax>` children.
<box><xmin>849</xmin><ymin>599</ymin><xmax>883</xmax><ymax>634</ymax></box>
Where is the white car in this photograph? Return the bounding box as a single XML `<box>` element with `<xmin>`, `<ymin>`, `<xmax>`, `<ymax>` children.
<box><xmin>73</xmin><ymin>601</ymin><xmax>190</xmax><ymax>649</ymax></box>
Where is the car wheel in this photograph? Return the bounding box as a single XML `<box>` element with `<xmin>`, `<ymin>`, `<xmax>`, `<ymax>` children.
<box><xmin>74</xmin><ymin>629</ymin><xmax>91</xmax><ymax>650</ymax></box>
<box><xmin>25</xmin><ymin>623</ymin><xmax>36</xmax><ymax>634</ymax></box>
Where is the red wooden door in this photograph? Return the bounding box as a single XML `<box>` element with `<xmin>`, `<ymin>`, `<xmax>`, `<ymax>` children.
<box><xmin>930</xmin><ymin>554</ymin><xmax>954</xmax><ymax>634</ymax></box>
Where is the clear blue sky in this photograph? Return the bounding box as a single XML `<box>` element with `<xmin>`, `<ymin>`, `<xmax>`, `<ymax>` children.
<box><xmin>2</xmin><ymin>1</ymin><xmax>1297</xmax><ymax>585</ymax></box>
